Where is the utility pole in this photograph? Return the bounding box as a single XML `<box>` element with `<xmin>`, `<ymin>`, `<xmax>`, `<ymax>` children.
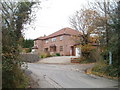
<box><xmin>109</xmin><ymin>51</ymin><xmax>112</xmax><ymax>65</ymax></box>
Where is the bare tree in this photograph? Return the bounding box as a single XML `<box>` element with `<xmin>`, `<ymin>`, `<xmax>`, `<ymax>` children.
<box><xmin>69</xmin><ymin>9</ymin><xmax>104</xmax><ymax>45</ymax></box>
<box><xmin>88</xmin><ymin>0</ymin><xmax>118</xmax><ymax>46</ymax></box>
<box><xmin>69</xmin><ymin>8</ymin><xmax>106</xmax><ymax>60</ymax></box>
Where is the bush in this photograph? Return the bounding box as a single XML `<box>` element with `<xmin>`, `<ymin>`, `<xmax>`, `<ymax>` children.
<box><xmin>80</xmin><ymin>59</ymin><xmax>95</xmax><ymax>64</ymax></box>
<box><xmin>90</xmin><ymin>48</ymin><xmax>102</xmax><ymax>62</ymax></box>
<box><xmin>92</xmin><ymin>61</ymin><xmax>107</xmax><ymax>73</ymax></box>
<box><xmin>2</xmin><ymin>65</ymin><xmax>29</xmax><ymax>88</ymax></box>
<box><xmin>80</xmin><ymin>44</ymin><xmax>98</xmax><ymax>62</ymax></box>
<box><xmin>39</xmin><ymin>52</ymin><xmax>51</xmax><ymax>58</ymax></box>
<box><xmin>55</xmin><ymin>53</ymin><xmax>60</xmax><ymax>56</ymax></box>
<box><xmin>79</xmin><ymin>55</ymin><xmax>96</xmax><ymax>64</ymax></box>
<box><xmin>22</xmin><ymin>48</ymin><xmax>31</xmax><ymax>53</ymax></box>
<box><xmin>39</xmin><ymin>53</ymin><xmax>47</xmax><ymax>58</ymax></box>
<box><xmin>91</xmin><ymin>61</ymin><xmax>119</xmax><ymax>78</ymax></box>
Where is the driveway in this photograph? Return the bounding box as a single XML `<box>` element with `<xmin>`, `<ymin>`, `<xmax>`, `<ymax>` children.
<box><xmin>27</xmin><ymin>63</ymin><xmax>119</xmax><ymax>88</ymax></box>
<box><xmin>37</xmin><ymin>56</ymin><xmax>77</xmax><ymax>64</ymax></box>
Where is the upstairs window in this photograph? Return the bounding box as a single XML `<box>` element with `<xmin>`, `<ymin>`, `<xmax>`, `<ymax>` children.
<box><xmin>52</xmin><ymin>38</ymin><xmax>56</xmax><ymax>42</ymax></box>
<box><xmin>45</xmin><ymin>39</ymin><xmax>49</xmax><ymax>43</ymax></box>
<box><xmin>60</xmin><ymin>36</ymin><xmax>63</xmax><ymax>40</ymax></box>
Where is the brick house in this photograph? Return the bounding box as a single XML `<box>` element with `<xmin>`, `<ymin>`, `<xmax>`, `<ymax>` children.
<box><xmin>32</xmin><ymin>27</ymin><xmax>82</xmax><ymax>56</ymax></box>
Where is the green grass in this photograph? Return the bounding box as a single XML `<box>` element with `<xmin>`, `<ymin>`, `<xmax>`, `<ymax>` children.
<box><xmin>91</xmin><ymin>61</ymin><xmax>119</xmax><ymax>80</ymax></box>
<box><xmin>80</xmin><ymin>59</ymin><xmax>95</xmax><ymax>64</ymax></box>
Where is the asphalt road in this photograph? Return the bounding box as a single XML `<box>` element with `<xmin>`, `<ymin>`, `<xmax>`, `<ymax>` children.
<box><xmin>27</xmin><ymin>63</ymin><xmax>118</xmax><ymax>88</ymax></box>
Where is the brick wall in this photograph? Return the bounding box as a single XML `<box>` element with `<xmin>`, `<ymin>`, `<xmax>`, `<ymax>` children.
<box><xmin>34</xmin><ymin>34</ymin><xmax>79</xmax><ymax>56</ymax></box>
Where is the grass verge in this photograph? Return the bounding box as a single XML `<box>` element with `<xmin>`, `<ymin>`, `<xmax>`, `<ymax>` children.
<box><xmin>85</xmin><ymin>61</ymin><xmax>119</xmax><ymax>80</ymax></box>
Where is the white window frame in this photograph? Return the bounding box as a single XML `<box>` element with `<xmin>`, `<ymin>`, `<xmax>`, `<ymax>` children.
<box><xmin>45</xmin><ymin>39</ymin><xmax>49</xmax><ymax>43</ymax></box>
<box><xmin>60</xmin><ymin>36</ymin><xmax>63</xmax><ymax>40</ymax></box>
<box><xmin>52</xmin><ymin>38</ymin><xmax>56</xmax><ymax>42</ymax></box>
<box><xmin>60</xmin><ymin>46</ymin><xmax>63</xmax><ymax>51</ymax></box>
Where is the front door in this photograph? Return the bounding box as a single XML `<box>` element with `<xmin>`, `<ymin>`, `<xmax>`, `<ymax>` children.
<box><xmin>71</xmin><ymin>46</ymin><xmax>75</xmax><ymax>56</ymax></box>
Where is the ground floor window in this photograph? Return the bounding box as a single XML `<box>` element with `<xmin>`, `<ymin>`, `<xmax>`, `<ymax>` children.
<box><xmin>60</xmin><ymin>46</ymin><xmax>63</xmax><ymax>51</ymax></box>
<box><xmin>50</xmin><ymin>46</ymin><xmax>56</xmax><ymax>52</ymax></box>
<box><xmin>44</xmin><ymin>48</ymin><xmax>48</xmax><ymax>52</ymax></box>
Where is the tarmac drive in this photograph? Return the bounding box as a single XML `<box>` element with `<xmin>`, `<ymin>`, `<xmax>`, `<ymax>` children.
<box><xmin>37</xmin><ymin>56</ymin><xmax>77</xmax><ymax>64</ymax></box>
<box><xmin>27</xmin><ymin>63</ymin><xmax>119</xmax><ymax>88</ymax></box>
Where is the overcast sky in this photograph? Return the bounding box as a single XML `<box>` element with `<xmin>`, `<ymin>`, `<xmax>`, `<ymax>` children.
<box><xmin>23</xmin><ymin>0</ymin><xmax>92</xmax><ymax>39</ymax></box>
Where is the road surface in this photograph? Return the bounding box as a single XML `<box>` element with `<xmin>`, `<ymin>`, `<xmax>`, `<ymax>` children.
<box><xmin>27</xmin><ymin>63</ymin><xmax>118</xmax><ymax>88</ymax></box>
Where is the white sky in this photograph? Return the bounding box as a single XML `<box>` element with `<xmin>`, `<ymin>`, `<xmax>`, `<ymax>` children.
<box><xmin>23</xmin><ymin>0</ymin><xmax>92</xmax><ymax>39</ymax></box>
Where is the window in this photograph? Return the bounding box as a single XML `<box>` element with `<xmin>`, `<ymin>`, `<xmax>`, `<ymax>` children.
<box><xmin>60</xmin><ymin>36</ymin><xmax>63</xmax><ymax>40</ymax></box>
<box><xmin>60</xmin><ymin>46</ymin><xmax>63</xmax><ymax>51</ymax></box>
<box><xmin>52</xmin><ymin>38</ymin><xmax>56</xmax><ymax>42</ymax></box>
<box><xmin>45</xmin><ymin>39</ymin><xmax>49</xmax><ymax>43</ymax></box>
<box><xmin>44</xmin><ymin>48</ymin><xmax>48</xmax><ymax>52</ymax></box>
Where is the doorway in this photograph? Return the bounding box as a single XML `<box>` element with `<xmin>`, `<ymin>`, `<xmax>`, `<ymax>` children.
<box><xmin>71</xmin><ymin>46</ymin><xmax>75</xmax><ymax>56</ymax></box>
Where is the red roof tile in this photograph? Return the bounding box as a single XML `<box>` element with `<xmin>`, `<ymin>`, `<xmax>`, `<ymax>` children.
<box><xmin>35</xmin><ymin>27</ymin><xmax>81</xmax><ymax>40</ymax></box>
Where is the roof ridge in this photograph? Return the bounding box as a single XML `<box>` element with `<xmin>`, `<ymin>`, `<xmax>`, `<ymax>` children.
<box><xmin>35</xmin><ymin>27</ymin><xmax>81</xmax><ymax>40</ymax></box>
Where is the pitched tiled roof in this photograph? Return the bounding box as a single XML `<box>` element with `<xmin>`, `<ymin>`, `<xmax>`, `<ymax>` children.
<box><xmin>35</xmin><ymin>27</ymin><xmax>81</xmax><ymax>40</ymax></box>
